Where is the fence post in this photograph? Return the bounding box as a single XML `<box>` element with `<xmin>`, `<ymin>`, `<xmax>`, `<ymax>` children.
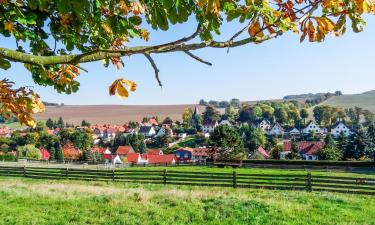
<box><xmin>232</xmin><ymin>171</ymin><xmax>237</xmax><ymax>188</ymax></box>
<box><xmin>306</xmin><ymin>172</ymin><xmax>312</xmax><ymax>192</ymax></box>
<box><xmin>65</xmin><ymin>167</ymin><xmax>69</xmax><ymax>179</ymax></box>
<box><xmin>23</xmin><ymin>165</ymin><xmax>26</xmax><ymax>177</ymax></box>
<box><xmin>112</xmin><ymin>169</ymin><xmax>115</xmax><ymax>182</ymax></box>
<box><xmin>163</xmin><ymin>169</ymin><xmax>167</xmax><ymax>185</ymax></box>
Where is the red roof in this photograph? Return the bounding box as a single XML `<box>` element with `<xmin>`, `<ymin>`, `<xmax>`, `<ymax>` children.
<box><xmin>192</xmin><ymin>148</ymin><xmax>212</xmax><ymax>157</ymax></box>
<box><xmin>148</xmin><ymin>154</ymin><xmax>176</xmax><ymax>164</ymax></box>
<box><xmin>147</xmin><ymin>149</ymin><xmax>162</xmax><ymax>155</ymax></box>
<box><xmin>40</xmin><ymin>149</ymin><xmax>50</xmax><ymax>160</ymax></box>
<box><xmin>257</xmin><ymin>147</ymin><xmax>270</xmax><ymax>158</ymax></box>
<box><xmin>283</xmin><ymin>141</ymin><xmax>324</xmax><ymax>156</ymax></box>
<box><xmin>127</xmin><ymin>153</ymin><xmax>140</xmax><ymax>163</ymax></box>
<box><xmin>116</xmin><ymin>146</ymin><xmax>134</xmax><ymax>156</ymax></box>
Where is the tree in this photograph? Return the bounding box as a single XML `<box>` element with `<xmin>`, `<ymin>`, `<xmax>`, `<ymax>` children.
<box><xmin>57</xmin><ymin>117</ymin><xmax>65</xmax><ymax>128</ymax></box>
<box><xmin>162</xmin><ymin>117</ymin><xmax>173</xmax><ymax>125</ymax></box>
<box><xmin>223</xmin><ymin>106</ymin><xmax>239</xmax><ymax>122</ymax></box>
<box><xmin>230</xmin><ymin>99</ymin><xmax>241</xmax><ymax>108</ymax></box>
<box><xmin>300</xmin><ymin>108</ymin><xmax>309</xmax><ymax>126</ymax></box>
<box><xmin>336</xmin><ymin>132</ymin><xmax>348</xmax><ymax>157</ymax></box>
<box><xmin>209</xmin><ymin>125</ymin><xmax>245</xmax><ymax>160</ymax></box>
<box><xmin>274</xmin><ymin>108</ymin><xmax>288</xmax><ymax>125</ymax></box>
<box><xmin>318</xmin><ymin>145</ymin><xmax>342</xmax><ymax>160</ymax></box>
<box><xmin>199</xmin><ymin>99</ymin><xmax>207</xmax><ymax>106</ymax></box>
<box><xmin>238</xmin><ymin>104</ymin><xmax>252</xmax><ymax>123</ymax></box>
<box><xmin>287</xmin><ymin>142</ymin><xmax>300</xmax><ymax>160</ymax></box>
<box><xmin>138</xmin><ymin>141</ymin><xmax>147</xmax><ymax>154</ymax></box>
<box><xmin>2</xmin><ymin>1</ymin><xmax>372</xmax><ymax>127</ymax></box>
<box><xmin>345</xmin><ymin>128</ymin><xmax>367</xmax><ymax>160</ymax></box>
<box><xmin>182</xmin><ymin>108</ymin><xmax>193</xmax><ymax>125</ymax></box>
<box><xmin>241</xmin><ymin>124</ymin><xmax>266</xmax><ymax>155</ymax></box>
<box><xmin>17</xmin><ymin>144</ymin><xmax>41</xmax><ymax>160</ymax></box>
<box><xmin>270</xmin><ymin>144</ymin><xmax>283</xmax><ymax>160</ymax></box>
<box><xmin>202</xmin><ymin>105</ymin><xmax>221</xmax><ymax>124</ymax></box>
<box><xmin>46</xmin><ymin>118</ymin><xmax>54</xmax><ymax>129</ymax></box>
<box><xmin>81</xmin><ymin>120</ymin><xmax>91</xmax><ymax>127</ymax></box>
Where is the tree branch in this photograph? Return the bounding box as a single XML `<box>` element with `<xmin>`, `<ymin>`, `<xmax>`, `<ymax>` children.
<box><xmin>144</xmin><ymin>53</ymin><xmax>162</xmax><ymax>87</ymax></box>
<box><xmin>183</xmin><ymin>51</ymin><xmax>212</xmax><ymax>66</ymax></box>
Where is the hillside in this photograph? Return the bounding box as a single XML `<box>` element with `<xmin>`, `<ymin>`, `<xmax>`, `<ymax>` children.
<box><xmin>33</xmin><ymin>105</ymin><xmax>207</xmax><ymax>125</ymax></box>
<box><xmin>321</xmin><ymin>90</ymin><xmax>375</xmax><ymax>112</ymax></box>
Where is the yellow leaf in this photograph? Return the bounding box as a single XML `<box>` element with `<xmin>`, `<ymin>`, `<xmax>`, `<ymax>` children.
<box><xmin>116</xmin><ymin>82</ymin><xmax>129</xmax><ymax>98</ymax></box>
<box><xmin>122</xmin><ymin>79</ymin><xmax>137</xmax><ymax>92</ymax></box>
<box><xmin>4</xmin><ymin>22</ymin><xmax>14</xmax><ymax>32</ymax></box>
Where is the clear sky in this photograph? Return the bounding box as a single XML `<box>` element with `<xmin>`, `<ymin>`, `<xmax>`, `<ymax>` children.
<box><xmin>2</xmin><ymin>16</ymin><xmax>375</xmax><ymax>105</ymax></box>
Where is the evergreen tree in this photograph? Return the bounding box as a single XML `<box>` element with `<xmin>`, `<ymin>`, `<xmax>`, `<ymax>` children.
<box><xmin>345</xmin><ymin>128</ymin><xmax>367</xmax><ymax>160</ymax></box>
<box><xmin>138</xmin><ymin>141</ymin><xmax>147</xmax><ymax>154</ymax></box>
<box><xmin>57</xmin><ymin>117</ymin><xmax>64</xmax><ymax>128</ymax></box>
<box><xmin>55</xmin><ymin>143</ymin><xmax>63</xmax><ymax>161</ymax></box>
<box><xmin>365</xmin><ymin>123</ymin><xmax>375</xmax><ymax>159</ymax></box>
<box><xmin>318</xmin><ymin>145</ymin><xmax>342</xmax><ymax>160</ymax></box>
<box><xmin>49</xmin><ymin>147</ymin><xmax>56</xmax><ymax>161</ymax></box>
<box><xmin>81</xmin><ymin>120</ymin><xmax>91</xmax><ymax>127</ymax></box>
<box><xmin>46</xmin><ymin>118</ymin><xmax>54</xmax><ymax>129</ymax></box>
<box><xmin>287</xmin><ymin>142</ymin><xmax>300</xmax><ymax>160</ymax></box>
<box><xmin>324</xmin><ymin>135</ymin><xmax>335</xmax><ymax>146</ymax></box>
<box><xmin>209</xmin><ymin>125</ymin><xmax>245</xmax><ymax>160</ymax></box>
<box><xmin>336</xmin><ymin>132</ymin><xmax>347</xmax><ymax>160</ymax></box>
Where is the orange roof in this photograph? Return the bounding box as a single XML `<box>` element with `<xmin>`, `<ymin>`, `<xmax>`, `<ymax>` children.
<box><xmin>91</xmin><ymin>147</ymin><xmax>106</xmax><ymax>154</ymax></box>
<box><xmin>147</xmin><ymin>149</ymin><xmax>162</xmax><ymax>155</ymax></box>
<box><xmin>127</xmin><ymin>153</ymin><xmax>140</xmax><ymax>163</ymax></box>
<box><xmin>192</xmin><ymin>148</ymin><xmax>212</xmax><ymax>157</ymax></box>
<box><xmin>283</xmin><ymin>141</ymin><xmax>324</xmax><ymax>155</ymax></box>
<box><xmin>116</xmin><ymin>146</ymin><xmax>134</xmax><ymax>155</ymax></box>
<box><xmin>257</xmin><ymin>147</ymin><xmax>270</xmax><ymax>158</ymax></box>
<box><xmin>148</xmin><ymin>154</ymin><xmax>175</xmax><ymax>164</ymax></box>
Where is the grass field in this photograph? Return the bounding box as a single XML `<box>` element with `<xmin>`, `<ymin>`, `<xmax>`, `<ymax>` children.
<box><xmin>0</xmin><ymin>175</ymin><xmax>375</xmax><ymax>225</ymax></box>
<box><xmin>322</xmin><ymin>90</ymin><xmax>375</xmax><ymax>112</ymax></box>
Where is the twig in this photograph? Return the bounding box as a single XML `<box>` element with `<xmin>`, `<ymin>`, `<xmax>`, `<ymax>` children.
<box><xmin>144</xmin><ymin>53</ymin><xmax>162</xmax><ymax>87</ymax></box>
<box><xmin>183</xmin><ymin>51</ymin><xmax>212</xmax><ymax>66</ymax></box>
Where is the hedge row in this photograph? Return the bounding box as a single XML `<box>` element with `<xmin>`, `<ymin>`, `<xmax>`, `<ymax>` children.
<box><xmin>0</xmin><ymin>154</ymin><xmax>17</xmax><ymax>161</ymax></box>
<box><xmin>218</xmin><ymin>160</ymin><xmax>375</xmax><ymax>167</ymax></box>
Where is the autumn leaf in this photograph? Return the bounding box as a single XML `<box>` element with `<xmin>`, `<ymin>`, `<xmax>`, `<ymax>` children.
<box><xmin>109</xmin><ymin>78</ymin><xmax>137</xmax><ymax>99</ymax></box>
<box><xmin>248</xmin><ymin>20</ymin><xmax>264</xmax><ymax>37</ymax></box>
<box><xmin>4</xmin><ymin>21</ymin><xmax>14</xmax><ymax>32</ymax></box>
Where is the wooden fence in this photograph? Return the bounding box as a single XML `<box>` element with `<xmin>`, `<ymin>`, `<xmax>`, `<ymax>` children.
<box><xmin>0</xmin><ymin>166</ymin><xmax>374</xmax><ymax>195</ymax></box>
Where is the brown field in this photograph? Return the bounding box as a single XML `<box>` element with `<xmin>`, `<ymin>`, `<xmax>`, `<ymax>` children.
<box><xmin>34</xmin><ymin>105</ymin><xmax>208</xmax><ymax>125</ymax></box>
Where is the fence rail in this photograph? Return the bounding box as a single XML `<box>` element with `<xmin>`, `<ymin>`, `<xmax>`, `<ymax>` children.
<box><xmin>0</xmin><ymin>166</ymin><xmax>374</xmax><ymax>195</ymax></box>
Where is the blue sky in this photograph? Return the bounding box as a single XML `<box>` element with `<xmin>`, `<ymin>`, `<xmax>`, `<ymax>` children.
<box><xmin>2</xmin><ymin>16</ymin><xmax>375</xmax><ymax>105</ymax></box>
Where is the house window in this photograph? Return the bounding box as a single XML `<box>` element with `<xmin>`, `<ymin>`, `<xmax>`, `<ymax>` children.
<box><xmin>184</xmin><ymin>153</ymin><xmax>188</xmax><ymax>158</ymax></box>
<box><xmin>176</xmin><ymin>153</ymin><xmax>180</xmax><ymax>158</ymax></box>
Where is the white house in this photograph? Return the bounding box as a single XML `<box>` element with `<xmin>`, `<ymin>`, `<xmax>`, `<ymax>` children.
<box><xmin>113</xmin><ymin>155</ymin><xmax>122</xmax><ymax>164</ymax></box>
<box><xmin>139</xmin><ymin>126</ymin><xmax>156</xmax><ymax>137</ymax></box>
<box><xmin>202</xmin><ymin>121</ymin><xmax>218</xmax><ymax>133</ymax></box>
<box><xmin>289</xmin><ymin>128</ymin><xmax>300</xmax><ymax>136</ymax></box>
<box><xmin>156</xmin><ymin>125</ymin><xmax>174</xmax><ymax>137</ymax></box>
<box><xmin>177</xmin><ymin>133</ymin><xmax>187</xmax><ymax>139</ymax></box>
<box><xmin>219</xmin><ymin>120</ymin><xmax>232</xmax><ymax>126</ymax></box>
<box><xmin>268</xmin><ymin>123</ymin><xmax>284</xmax><ymax>136</ymax></box>
<box><xmin>331</xmin><ymin>122</ymin><xmax>351</xmax><ymax>137</ymax></box>
<box><xmin>303</xmin><ymin>121</ymin><xmax>321</xmax><ymax>134</ymax></box>
<box><xmin>257</xmin><ymin>119</ymin><xmax>272</xmax><ymax>132</ymax></box>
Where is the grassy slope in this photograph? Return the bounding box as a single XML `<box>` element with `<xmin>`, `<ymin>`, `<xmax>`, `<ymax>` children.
<box><xmin>321</xmin><ymin>90</ymin><xmax>375</xmax><ymax>112</ymax></box>
<box><xmin>0</xmin><ymin>176</ymin><xmax>374</xmax><ymax>225</ymax></box>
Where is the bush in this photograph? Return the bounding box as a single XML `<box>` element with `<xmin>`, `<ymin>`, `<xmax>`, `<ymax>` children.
<box><xmin>0</xmin><ymin>154</ymin><xmax>17</xmax><ymax>161</ymax></box>
<box><xmin>17</xmin><ymin>144</ymin><xmax>41</xmax><ymax>160</ymax></box>
<box><xmin>318</xmin><ymin>145</ymin><xmax>342</xmax><ymax>161</ymax></box>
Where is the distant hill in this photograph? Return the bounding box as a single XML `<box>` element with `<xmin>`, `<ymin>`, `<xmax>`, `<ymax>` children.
<box><xmin>321</xmin><ymin>90</ymin><xmax>375</xmax><ymax>112</ymax></box>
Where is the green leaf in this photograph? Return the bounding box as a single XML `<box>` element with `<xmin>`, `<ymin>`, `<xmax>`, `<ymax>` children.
<box><xmin>0</xmin><ymin>58</ymin><xmax>11</xmax><ymax>70</ymax></box>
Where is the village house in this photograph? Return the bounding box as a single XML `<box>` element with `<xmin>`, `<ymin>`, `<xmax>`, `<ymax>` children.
<box><xmin>174</xmin><ymin>147</ymin><xmax>213</xmax><ymax>162</ymax></box>
<box><xmin>156</xmin><ymin>125</ymin><xmax>174</xmax><ymax>137</ymax></box>
<box><xmin>302</xmin><ymin>121</ymin><xmax>322</xmax><ymax>134</ymax></box>
<box><xmin>281</xmin><ymin>141</ymin><xmax>324</xmax><ymax>160</ymax></box>
<box><xmin>0</xmin><ymin>126</ymin><xmax>11</xmax><ymax>138</ymax></box>
<box><xmin>331</xmin><ymin>122</ymin><xmax>351</xmax><ymax>137</ymax></box>
<box><xmin>139</xmin><ymin>126</ymin><xmax>156</xmax><ymax>137</ymax></box>
<box><xmin>116</xmin><ymin>146</ymin><xmax>135</xmax><ymax>157</ymax></box>
<box><xmin>126</xmin><ymin>152</ymin><xmax>175</xmax><ymax>165</ymax></box>
<box><xmin>202</xmin><ymin>121</ymin><xmax>218</xmax><ymax>134</ymax></box>
<box><xmin>268</xmin><ymin>123</ymin><xmax>284</xmax><ymax>136</ymax></box>
<box><xmin>256</xmin><ymin>119</ymin><xmax>272</xmax><ymax>132</ymax></box>
<box><xmin>219</xmin><ymin>120</ymin><xmax>232</xmax><ymax>126</ymax></box>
